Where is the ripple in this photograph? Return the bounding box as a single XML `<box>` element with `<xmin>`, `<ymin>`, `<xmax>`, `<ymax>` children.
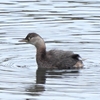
<box><xmin>0</xmin><ymin>0</ymin><xmax>100</xmax><ymax>100</ymax></box>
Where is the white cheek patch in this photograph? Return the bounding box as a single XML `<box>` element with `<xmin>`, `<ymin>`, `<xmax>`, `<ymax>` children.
<box><xmin>29</xmin><ymin>36</ymin><xmax>39</xmax><ymax>45</ymax></box>
<box><xmin>29</xmin><ymin>36</ymin><xmax>44</xmax><ymax>46</ymax></box>
<box><xmin>35</xmin><ymin>36</ymin><xmax>43</xmax><ymax>43</ymax></box>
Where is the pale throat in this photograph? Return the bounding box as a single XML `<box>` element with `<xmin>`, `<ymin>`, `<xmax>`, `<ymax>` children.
<box><xmin>34</xmin><ymin>38</ymin><xmax>46</xmax><ymax>57</ymax></box>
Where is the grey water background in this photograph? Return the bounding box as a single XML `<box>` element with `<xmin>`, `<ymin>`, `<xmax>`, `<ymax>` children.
<box><xmin>0</xmin><ymin>0</ymin><xmax>100</xmax><ymax>100</ymax></box>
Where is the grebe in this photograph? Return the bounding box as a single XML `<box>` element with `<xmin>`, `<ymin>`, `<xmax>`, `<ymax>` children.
<box><xmin>19</xmin><ymin>32</ymin><xmax>83</xmax><ymax>69</ymax></box>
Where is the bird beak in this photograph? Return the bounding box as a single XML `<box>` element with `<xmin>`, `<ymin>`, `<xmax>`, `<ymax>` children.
<box><xmin>19</xmin><ymin>39</ymin><xmax>28</xmax><ymax>42</ymax></box>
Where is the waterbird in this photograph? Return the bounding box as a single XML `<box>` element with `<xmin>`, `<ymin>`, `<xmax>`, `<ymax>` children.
<box><xmin>19</xmin><ymin>32</ymin><xmax>83</xmax><ymax>69</ymax></box>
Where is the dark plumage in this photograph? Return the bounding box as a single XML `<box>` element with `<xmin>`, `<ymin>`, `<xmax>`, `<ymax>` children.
<box><xmin>19</xmin><ymin>32</ymin><xmax>83</xmax><ymax>69</ymax></box>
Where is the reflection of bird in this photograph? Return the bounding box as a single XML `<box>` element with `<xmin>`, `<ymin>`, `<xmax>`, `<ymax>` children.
<box><xmin>36</xmin><ymin>68</ymin><xmax>46</xmax><ymax>84</ymax></box>
<box><xmin>25</xmin><ymin>68</ymin><xmax>46</xmax><ymax>97</ymax></box>
<box><xmin>19</xmin><ymin>32</ymin><xmax>83</xmax><ymax>69</ymax></box>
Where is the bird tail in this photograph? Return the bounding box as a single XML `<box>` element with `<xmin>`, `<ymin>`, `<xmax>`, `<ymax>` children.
<box><xmin>71</xmin><ymin>54</ymin><xmax>80</xmax><ymax>60</ymax></box>
<box><xmin>71</xmin><ymin>54</ymin><xmax>86</xmax><ymax>61</ymax></box>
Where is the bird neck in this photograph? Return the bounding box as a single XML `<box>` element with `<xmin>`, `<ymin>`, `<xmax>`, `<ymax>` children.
<box><xmin>36</xmin><ymin>46</ymin><xmax>46</xmax><ymax>58</ymax></box>
<box><xmin>35</xmin><ymin>40</ymin><xmax>46</xmax><ymax>60</ymax></box>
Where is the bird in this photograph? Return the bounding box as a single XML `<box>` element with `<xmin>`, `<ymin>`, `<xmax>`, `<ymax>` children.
<box><xmin>19</xmin><ymin>32</ymin><xmax>83</xmax><ymax>69</ymax></box>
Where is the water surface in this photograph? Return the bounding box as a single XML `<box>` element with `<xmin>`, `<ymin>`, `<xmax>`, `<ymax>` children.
<box><xmin>0</xmin><ymin>0</ymin><xmax>100</xmax><ymax>100</ymax></box>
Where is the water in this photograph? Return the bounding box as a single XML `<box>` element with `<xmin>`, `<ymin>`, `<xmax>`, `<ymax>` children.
<box><xmin>0</xmin><ymin>0</ymin><xmax>100</xmax><ymax>100</ymax></box>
